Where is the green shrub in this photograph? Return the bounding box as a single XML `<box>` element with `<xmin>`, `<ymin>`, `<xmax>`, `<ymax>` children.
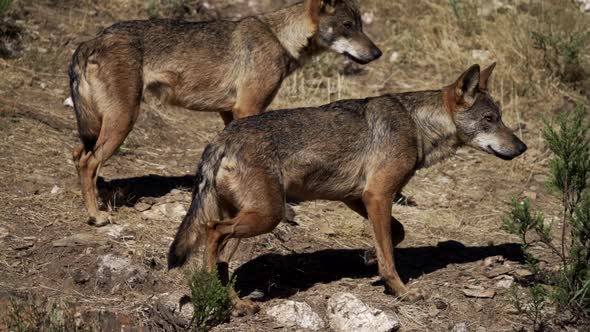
<box><xmin>187</xmin><ymin>266</ymin><xmax>234</xmax><ymax>331</ymax></box>
<box><xmin>503</xmin><ymin>104</ymin><xmax>590</xmax><ymax>325</ymax></box>
<box><xmin>531</xmin><ymin>30</ymin><xmax>589</xmax><ymax>82</ymax></box>
<box><xmin>448</xmin><ymin>0</ymin><xmax>481</xmax><ymax>36</ymax></box>
<box><xmin>0</xmin><ymin>0</ymin><xmax>11</xmax><ymax>17</ymax></box>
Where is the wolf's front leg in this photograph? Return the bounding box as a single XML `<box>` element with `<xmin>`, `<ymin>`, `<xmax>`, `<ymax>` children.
<box><xmin>362</xmin><ymin>191</ymin><xmax>423</xmax><ymax>301</ymax></box>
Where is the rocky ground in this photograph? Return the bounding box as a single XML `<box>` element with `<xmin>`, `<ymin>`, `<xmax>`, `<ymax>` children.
<box><xmin>0</xmin><ymin>0</ymin><xmax>589</xmax><ymax>331</ymax></box>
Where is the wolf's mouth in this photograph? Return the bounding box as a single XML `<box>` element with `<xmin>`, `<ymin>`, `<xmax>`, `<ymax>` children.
<box><xmin>344</xmin><ymin>52</ymin><xmax>371</xmax><ymax>65</ymax></box>
<box><xmin>487</xmin><ymin>145</ymin><xmax>515</xmax><ymax>160</ymax></box>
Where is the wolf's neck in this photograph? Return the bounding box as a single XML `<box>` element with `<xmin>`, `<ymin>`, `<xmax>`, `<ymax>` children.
<box><xmin>403</xmin><ymin>90</ymin><xmax>462</xmax><ymax>168</ymax></box>
<box><xmin>262</xmin><ymin>3</ymin><xmax>321</xmax><ymax>63</ymax></box>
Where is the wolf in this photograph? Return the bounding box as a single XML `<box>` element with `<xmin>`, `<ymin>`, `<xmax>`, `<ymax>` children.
<box><xmin>167</xmin><ymin>63</ymin><xmax>527</xmax><ymax>314</ymax></box>
<box><xmin>68</xmin><ymin>0</ymin><xmax>381</xmax><ymax>226</ymax></box>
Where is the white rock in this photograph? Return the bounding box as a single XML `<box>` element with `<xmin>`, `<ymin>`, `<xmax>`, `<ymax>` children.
<box><xmin>471</xmin><ymin>49</ymin><xmax>491</xmax><ymax>62</ymax></box>
<box><xmin>64</xmin><ymin>97</ymin><xmax>74</xmax><ymax>107</ymax></box>
<box><xmin>266</xmin><ymin>300</ymin><xmax>324</xmax><ymax>330</ymax></box>
<box><xmin>576</xmin><ymin>0</ymin><xmax>590</xmax><ymax>12</ymax></box>
<box><xmin>451</xmin><ymin>322</ymin><xmax>467</xmax><ymax>332</ymax></box>
<box><xmin>97</xmin><ymin>254</ymin><xmax>147</xmax><ymax>286</ymax></box>
<box><xmin>495</xmin><ymin>276</ymin><xmax>514</xmax><ymax>289</ymax></box>
<box><xmin>389</xmin><ymin>51</ymin><xmax>400</xmax><ymax>63</ymax></box>
<box><xmin>99</xmin><ymin>224</ymin><xmax>124</xmax><ymax>239</ymax></box>
<box><xmin>142</xmin><ymin>202</ymin><xmax>186</xmax><ymax>221</ymax></box>
<box><xmin>435</xmin><ymin>175</ymin><xmax>452</xmax><ymax>185</ymax></box>
<box><xmin>50</xmin><ymin>185</ymin><xmax>61</xmax><ymax>194</ymax></box>
<box><xmin>362</xmin><ymin>11</ymin><xmax>374</xmax><ymax>25</ymax></box>
<box><xmin>327</xmin><ymin>292</ymin><xmax>399</xmax><ymax>332</ymax></box>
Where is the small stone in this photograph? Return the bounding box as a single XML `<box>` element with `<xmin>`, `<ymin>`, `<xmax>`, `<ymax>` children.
<box><xmin>361</xmin><ymin>11</ymin><xmax>374</xmax><ymax>25</ymax></box>
<box><xmin>576</xmin><ymin>0</ymin><xmax>590</xmax><ymax>12</ymax></box>
<box><xmin>327</xmin><ymin>292</ymin><xmax>399</xmax><ymax>332</ymax></box>
<box><xmin>73</xmin><ymin>269</ymin><xmax>90</xmax><ymax>284</ymax></box>
<box><xmin>246</xmin><ymin>290</ymin><xmax>265</xmax><ymax>300</ymax></box>
<box><xmin>97</xmin><ymin>254</ymin><xmax>147</xmax><ymax>288</ymax></box>
<box><xmin>99</xmin><ymin>225</ymin><xmax>124</xmax><ymax>239</ymax></box>
<box><xmin>142</xmin><ymin>203</ymin><xmax>186</xmax><ymax>221</ymax></box>
<box><xmin>266</xmin><ymin>300</ymin><xmax>325</xmax><ymax>331</ymax></box>
<box><xmin>462</xmin><ymin>288</ymin><xmax>495</xmax><ymax>298</ymax></box>
<box><xmin>495</xmin><ymin>276</ymin><xmax>514</xmax><ymax>289</ymax></box>
<box><xmin>0</xmin><ymin>227</ymin><xmax>9</xmax><ymax>238</ymax></box>
<box><xmin>434</xmin><ymin>299</ymin><xmax>448</xmax><ymax>310</ymax></box>
<box><xmin>513</xmin><ymin>269</ymin><xmax>534</xmax><ymax>278</ymax></box>
<box><xmin>389</xmin><ymin>51</ymin><xmax>400</xmax><ymax>63</ymax></box>
<box><xmin>64</xmin><ymin>97</ymin><xmax>74</xmax><ymax>107</ymax></box>
<box><xmin>451</xmin><ymin>322</ymin><xmax>467</xmax><ymax>332</ymax></box>
<box><xmin>435</xmin><ymin>175</ymin><xmax>452</xmax><ymax>185</ymax></box>
<box><xmin>522</xmin><ymin>191</ymin><xmax>537</xmax><ymax>201</ymax></box>
<box><xmin>319</xmin><ymin>223</ymin><xmax>336</xmax><ymax>236</ymax></box>
<box><xmin>134</xmin><ymin>201</ymin><xmax>152</xmax><ymax>212</ymax></box>
<box><xmin>50</xmin><ymin>185</ymin><xmax>61</xmax><ymax>194</ymax></box>
<box><xmin>483</xmin><ymin>255</ymin><xmax>504</xmax><ymax>267</ymax></box>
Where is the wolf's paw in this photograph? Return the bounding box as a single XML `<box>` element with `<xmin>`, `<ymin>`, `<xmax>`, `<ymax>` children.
<box><xmin>87</xmin><ymin>211</ymin><xmax>111</xmax><ymax>227</ymax></box>
<box><xmin>399</xmin><ymin>288</ymin><xmax>426</xmax><ymax>302</ymax></box>
<box><xmin>231</xmin><ymin>298</ymin><xmax>260</xmax><ymax>317</ymax></box>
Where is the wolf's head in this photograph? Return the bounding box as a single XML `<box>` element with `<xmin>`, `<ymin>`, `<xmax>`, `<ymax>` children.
<box><xmin>307</xmin><ymin>0</ymin><xmax>382</xmax><ymax>64</ymax></box>
<box><xmin>445</xmin><ymin>63</ymin><xmax>527</xmax><ymax>160</ymax></box>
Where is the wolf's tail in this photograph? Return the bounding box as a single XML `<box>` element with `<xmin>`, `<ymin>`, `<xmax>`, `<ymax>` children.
<box><xmin>168</xmin><ymin>142</ymin><xmax>226</xmax><ymax>269</ymax></box>
<box><xmin>69</xmin><ymin>41</ymin><xmax>101</xmax><ymax>152</ymax></box>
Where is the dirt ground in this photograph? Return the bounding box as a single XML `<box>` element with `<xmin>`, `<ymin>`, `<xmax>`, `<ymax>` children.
<box><xmin>0</xmin><ymin>0</ymin><xmax>589</xmax><ymax>331</ymax></box>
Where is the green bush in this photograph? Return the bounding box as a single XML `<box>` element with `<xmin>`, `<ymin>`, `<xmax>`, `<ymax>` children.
<box><xmin>187</xmin><ymin>266</ymin><xmax>234</xmax><ymax>331</ymax></box>
<box><xmin>503</xmin><ymin>104</ymin><xmax>590</xmax><ymax>325</ymax></box>
<box><xmin>448</xmin><ymin>0</ymin><xmax>481</xmax><ymax>36</ymax></box>
<box><xmin>0</xmin><ymin>0</ymin><xmax>11</xmax><ymax>17</ymax></box>
<box><xmin>531</xmin><ymin>30</ymin><xmax>589</xmax><ymax>83</ymax></box>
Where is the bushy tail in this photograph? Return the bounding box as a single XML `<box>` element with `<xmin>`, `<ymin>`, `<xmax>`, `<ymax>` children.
<box><xmin>69</xmin><ymin>42</ymin><xmax>101</xmax><ymax>152</ymax></box>
<box><xmin>168</xmin><ymin>142</ymin><xmax>226</xmax><ymax>269</ymax></box>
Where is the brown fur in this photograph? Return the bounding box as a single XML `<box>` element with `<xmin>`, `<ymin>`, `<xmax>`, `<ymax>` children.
<box><xmin>68</xmin><ymin>0</ymin><xmax>381</xmax><ymax>226</ymax></box>
<box><xmin>168</xmin><ymin>64</ymin><xmax>528</xmax><ymax>313</ymax></box>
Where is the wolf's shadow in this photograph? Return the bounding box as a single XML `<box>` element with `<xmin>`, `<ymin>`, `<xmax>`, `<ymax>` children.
<box><xmin>96</xmin><ymin>174</ymin><xmax>418</xmax><ymax>208</ymax></box>
<box><xmin>96</xmin><ymin>174</ymin><xmax>195</xmax><ymax>207</ymax></box>
<box><xmin>233</xmin><ymin>241</ymin><xmax>524</xmax><ymax>299</ymax></box>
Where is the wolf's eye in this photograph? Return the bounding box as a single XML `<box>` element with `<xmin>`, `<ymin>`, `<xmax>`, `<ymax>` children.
<box><xmin>484</xmin><ymin>115</ymin><xmax>494</xmax><ymax>122</ymax></box>
<box><xmin>343</xmin><ymin>22</ymin><xmax>353</xmax><ymax>29</ymax></box>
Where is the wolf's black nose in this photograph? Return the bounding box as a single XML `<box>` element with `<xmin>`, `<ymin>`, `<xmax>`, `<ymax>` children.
<box><xmin>371</xmin><ymin>47</ymin><xmax>382</xmax><ymax>60</ymax></box>
<box><xmin>516</xmin><ymin>141</ymin><xmax>527</xmax><ymax>155</ymax></box>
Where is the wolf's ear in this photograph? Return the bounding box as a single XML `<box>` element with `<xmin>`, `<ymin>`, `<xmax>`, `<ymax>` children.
<box><xmin>320</xmin><ymin>0</ymin><xmax>337</xmax><ymax>15</ymax></box>
<box><xmin>479</xmin><ymin>62</ymin><xmax>496</xmax><ymax>91</ymax></box>
<box><xmin>305</xmin><ymin>0</ymin><xmax>322</xmax><ymax>30</ymax></box>
<box><xmin>454</xmin><ymin>64</ymin><xmax>480</xmax><ymax>106</ymax></box>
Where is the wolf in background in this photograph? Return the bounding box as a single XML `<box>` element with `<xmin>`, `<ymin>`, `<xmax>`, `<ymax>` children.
<box><xmin>69</xmin><ymin>0</ymin><xmax>381</xmax><ymax>226</ymax></box>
